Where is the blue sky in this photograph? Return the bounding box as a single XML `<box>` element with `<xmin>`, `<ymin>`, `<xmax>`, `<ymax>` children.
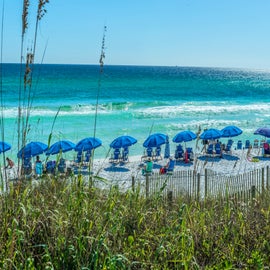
<box><xmin>2</xmin><ymin>0</ymin><xmax>270</xmax><ymax>68</ymax></box>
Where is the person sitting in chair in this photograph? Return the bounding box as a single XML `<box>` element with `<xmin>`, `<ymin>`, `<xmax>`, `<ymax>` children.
<box><xmin>142</xmin><ymin>158</ymin><xmax>153</xmax><ymax>175</ymax></box>
<box><xmin>160</xmin><ymin>156</ymin><xmax>175</xmax><ymax>174</ymax></box>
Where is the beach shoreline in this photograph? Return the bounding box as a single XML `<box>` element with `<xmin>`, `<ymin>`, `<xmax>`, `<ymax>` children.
<box><xmin>2</xmin><ymin>146</ymin><xmax>269</xmax><ymax>193</ymax></box>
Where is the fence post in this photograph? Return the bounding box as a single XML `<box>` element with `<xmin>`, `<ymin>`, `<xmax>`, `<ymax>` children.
<box><xmin>262</xmin><ymin>167</ymin><xmax>265</xmax><ymax>194</ymax></box>
<box><xmin>132</xmin><ymin>176</ymin><xmax>135</xmax><ymax>192</ymax></box>
<box><xmin>251</xmin><ymin>185</ymin><xmax>256</xmax><ymax>199</ymax></box>
<box><xmin>89</xmin><ymin>176</ymin><xmax>93</xmax><ymax>188</ymax></box>
<box><xmin>197</xmin><ymin>173</ymin><xmax>200</xmax><ymax>201</ymax></box>
<box><xmin>204</xmin><ymin>169</ymin><xmax>208</xmax><ymax>199</ymax></box>
<box><xmin>167</xmin><ymin>190</ymin><xmax>173</xmax><ymax>207</ymax></box>
<box><xmin>146</xmin><ymin>175</ymin><xmax>149</xmax><ymax>198</ymax></box>
<box><xmin>267</xmin><ymin>166</ymin><xmax>269</xmax><ymax>190</ymax></box>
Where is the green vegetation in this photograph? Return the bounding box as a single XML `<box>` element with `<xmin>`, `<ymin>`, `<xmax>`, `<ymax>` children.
<box><xmin>0</xmin><ymin>176</ymin><xmax>270</xmax><ymax>269</ymax></box>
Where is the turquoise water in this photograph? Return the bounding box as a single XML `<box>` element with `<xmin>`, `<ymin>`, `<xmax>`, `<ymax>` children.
<box><xmin>2</xmin><ymin>64</ymin><xmax>270</xmax><ymax>159</ymax></box>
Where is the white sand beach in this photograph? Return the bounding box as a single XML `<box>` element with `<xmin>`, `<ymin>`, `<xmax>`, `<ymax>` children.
<box><xmin>88</xmin><ymin>147</ymin><xmax>270</xmax><ymax>188</ymax></box>
<box><xmin>2</xmin><ymin>147</ymin><xmax>269</xmax><ymax>193</ymax></box>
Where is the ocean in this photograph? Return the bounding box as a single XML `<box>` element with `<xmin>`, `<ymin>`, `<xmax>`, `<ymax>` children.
<box><xmin>2</xmin><ymin>63</ymin><xmax>270</xmax><ymax>160</ymax></box>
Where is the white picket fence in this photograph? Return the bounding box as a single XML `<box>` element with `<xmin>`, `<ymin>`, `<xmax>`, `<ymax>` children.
<box><xmin>143</xmin><ymin>166</ymin><xmax>270</xmax><ymax>201</ymax></box>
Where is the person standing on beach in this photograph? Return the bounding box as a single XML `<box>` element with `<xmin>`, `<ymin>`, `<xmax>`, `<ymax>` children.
<box><xmin>5</xmin><ymin>157</ymin><xmax>14</xmax><ymax>169</ymax></box>
<box><xmin>35</xmin><ymin>156</ymin><xmax>43</xmax><ymax>177</ymax></box>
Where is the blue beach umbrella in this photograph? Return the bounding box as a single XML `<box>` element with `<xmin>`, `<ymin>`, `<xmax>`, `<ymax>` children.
<box><xmin>17</xmin><ymin>141</ymin><xmax>48</xmax><ymax>159</ymax></box>
<box><xmin>200</xmin><ymin>129</ymin><xmax>222</xmax><ymax>140</ymax></box>
<box><xmin>0</xmin><ymin>141</ymin><xmax>11</xmax><ymax>153</ymax></box>
<box><xmin>110</xmin><ymin>135</ymin><xmax>137</xmax><ymax>149</ymax></box>
<box><xmin>46</xmin><ymin>140</ymin><xmax>75</xmax><ymax>155</ymax></box>
<box><xmin>143</xmin><ymin>133</ymin><xmax>167</xmax><ymax>148</ymax></box>
<box><xmin>254</xmin><ymin>127</ymin><xmax>270</xmax><ymax>138</ymax></box>
<box><xmin>75</xmin><ymin>137</ymin><xmax>102</xmax><ymax>152</ymax></box>
<box><xmin>173</xmin><ymin>130</ymin><xmax>197</xmax><ymax>143</ymax></box>
<box><xmin>164</xmin><ymin>135</ymin><xmax>170</xmax><ymax>159</ymax></box>
<box><xmin>220</xmin><ymin>125</ymin><xmax>242</xmax><ymax>138</ymax></box>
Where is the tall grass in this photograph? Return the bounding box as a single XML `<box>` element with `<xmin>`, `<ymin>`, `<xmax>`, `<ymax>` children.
<box><xmin>18</xmin><ymin>0</ymin><xmax>49</xmax><ymax>168</ymax></box>
<box><xmin>0</xmin><ymin>176</ymin><xmax>270</xmax><ymax>269</ymax></box>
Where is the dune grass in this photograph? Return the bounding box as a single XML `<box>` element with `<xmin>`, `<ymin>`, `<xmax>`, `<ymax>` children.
<box><xmin>0</xmin><ymin>176</ymin><xmax>270</xmax><ymax>269</ymax></box>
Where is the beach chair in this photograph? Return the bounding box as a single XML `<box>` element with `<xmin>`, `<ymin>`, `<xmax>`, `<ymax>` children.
<box><xmin>76</xmin><ymin>151</ymin><xmax>83</xmax><ymax>164</ymax></box>
<box><xmin>146</xmin><ymin>147</ymin><xmax>153</xmax><ymax>158</ymax></box>
<box><xmin>22</xmin><ymin>157</ymin><xmax>32</xmax><ymax>176</ymax></box>
<box><xmin>58</xmin><ymin>158</ymin><xmax>66</xmax><ymax>174</ymax></box>
<box><xmin>154</xmin><ymin>146</ymin><xmax>162</xmax><ymax>160</ymax></box>
<box><xmin>214</xmin><ymin>143</ymin><xmax>222</xmax><ymax>157</ymax></box>
<box><xmin>110</xmin><ymin>148</ymin><xmax>121</xmax><ymax>163</ymax></box>
<box><xmin>236</xmin><ymin>140</ymin><xmax>242</xmax><ymax>150</ymax></box>
<box><xmin>84</xmin><ymin>150</ymin><xmax>91</xmax><ymax>165</ymax></box>
<box><xmin>260</xmin><ymin>140</ymin><xmax>265</xmax><ymax>148</ymax></box>
<box><xmin>224</xmin><ymin>139</ymin><xmax>233</xmax><ymax>153</ymax></box>
<box><xmin>253</xmin><ymin>139</ymin><xmax>259</xmax><ymax>149</ymax></box>
<box><xmin>174</xmin><ymin>144</ymin><xmax>184</xmax><ymax>160</ymax></box>
<box><xmin>244</xmin><ymin>140</ymin><xmax>251</xmax><ymax>149</ymax></box>
<box><xmin>46</xmin><ymin>160</ymin><xmax>56</xmax><ymax>174</ymax></box>
<box><xmin>206</xmin><ymin>144</ymin><xmax>214</xmax><ymax>155</ymax></box>
<box><xmin>122</xmin><ymin>147</ymin><xmax>129</xmax><ymax>162</ymax></box>
<box><xmin>186</xmin><ymin>147</ymin><xmax>194</xmax><ymax>161</ymax></box>
<box><xmin>141</xmin><ymin>147</ymin><xmax>153</xmax><ymax>161</ymax></box>
<box><xmin>166</xmin><ymin>158</ymin><xmax>175</xmax><ymax>174</ymax></box>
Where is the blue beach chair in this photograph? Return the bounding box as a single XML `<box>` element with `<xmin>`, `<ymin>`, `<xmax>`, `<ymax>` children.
<box><xmin>46</xmin><ymin>160</ymin><xmax>56</xmax><ymax>174</ymax></box>
<box><xmin>224</xmin><ymin>139</ymin><xmax>233</xmax><ymax>153</ymax></box>
<box><xmin>22</xmin><ymin>157</ymin><xmax>32</xmax><ymax>176</ymax></box>
<box><xmin>166</xmin><ymin>158</ymin><xmax>175</xmax><ymax>174</ymax></box>
<box><xmin>141</xmin><ymin>147</ymin><xmax>153</xmax><ymax>161</ymax></box>
<box><xmin>206</xmin><ymin>144</ymin><xmax>214</xmax><ymax>155</ymax></box>
<box><xmin>187</xmin><ymin>147</ymin><xmax>194</xmax><ymax>161</ymax></box>
<box><xmin>85</xmin><ymin>150</ymin><xmax>91</xmax><ymax>164</ymax></box>
<box><xmin>76</xmin><ymin>151</ymin><xmax>83</xmax><ymax>164</ymax></box>
<box><xmin>110</xmin><ymin>148</ymin><xmax>121</xmax><ymax>163</ymax></box>
<box><xmin>236</xmin><ymin>140</ymin><xmax>242</xmax><ymax>150</ymax></box>
<box><xmin>154</xmin><ymin>146</ymin><xmax>162</xmax><ymax>160</ymax></box>
<box><xmin>58</xmin><ymin>158</ymin><xmax>66</xmax><ymax>174</ymax></box>
<box><xmin>122</xmin><ymin>147</ymin><xmax>129</xmax><ymax>162</ymax></box>
<box><xmin>253</xmin><ymin>139</ymin><xmax>259</xmax><ymax>149</ymax></box>
<box><xmin>175</xmin><ymin>144</ymin><xmax>184</xmax><ymax>160</ymax></box>
<box><xmin>245</xmin><ymin>140</ymin><xmax>251</xmax><ymax>149</ymax></box>
<box><xmin>214</xmin><ymin>143</ymin><xmax>222</xmax><ymax>157</ymax></box>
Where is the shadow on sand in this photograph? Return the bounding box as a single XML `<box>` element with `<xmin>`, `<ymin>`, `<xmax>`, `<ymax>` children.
<box><xmin>104</xmin><ymin>164</ymin><xmax>130</xmax><ymax>172</ymax></box>
<box><xmin>175</xmin><ymin>160</ymin><xmax>193</xmax><ymax>167</ymax></box>
<box><xmin>255</xmin><ymin>156</ymin><xmax>270</xmax><ymax>161</ymax></box>
<box><xmin>222</xmin><ymin>154</ymin><xmax>240</xmax><ymax>161</ymax></box>
<box><xmin>197</xmin><ymin>156</ymin><xmax>221</xmax><ymax>163</ymax></box>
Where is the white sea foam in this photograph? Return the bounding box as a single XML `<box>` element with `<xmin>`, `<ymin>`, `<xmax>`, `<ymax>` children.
<box><xmin>136</xmin><ymin>103</ymin><xmax>270</xmax><ymax>118</ymax></box>
<box><xmin>169</xmin><ymin>119</ymin><xmax>242</xmax><ymax>130</ymax></box>
<box><xmin>2</xmin><ymin>105</ymin><xmax>111</xmax><ymax>118</ymax></box>
<box><xmin>3</xmin><ymin>102</ymin><xmax>270</xmax><ymax>119</ymax></box>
